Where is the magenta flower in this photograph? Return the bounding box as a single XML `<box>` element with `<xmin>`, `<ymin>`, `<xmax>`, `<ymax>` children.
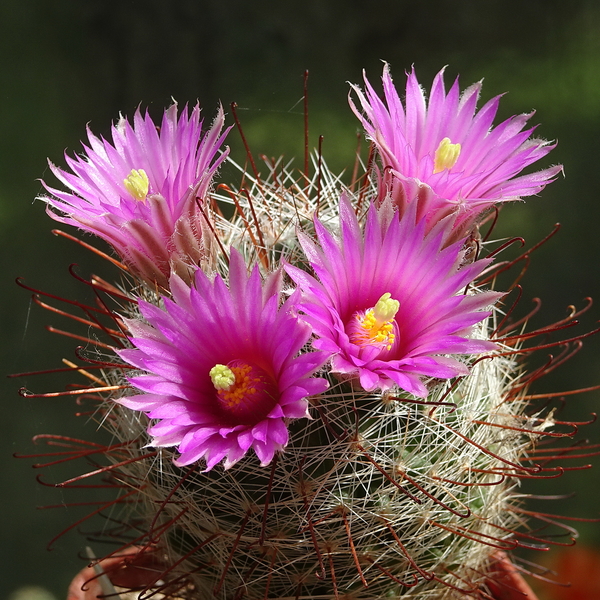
<box><xmin>350</xmin><ymin>64</ymin><xmax>561</xmax><ymax>237</ymax></box>
<box><xmin>42</xmin><ymin>103</ymin><xmax>230</xmax><ymax>288</ymax></box>
<box><xmin>116</xmin><ymin>250</ymin><xmax>329</xmax><ymax>470</ymax></box>
<box><xmin>286</xmin><ymin>198</ymin><xmax>502</xmax><ymax>397</ymax></box>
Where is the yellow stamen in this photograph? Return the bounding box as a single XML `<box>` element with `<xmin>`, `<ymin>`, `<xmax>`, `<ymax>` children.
<box><xmin>212</xmin><ymin>362</ymin><xmax>265</xmax><ymax>411</ymax></box>
<box><xmin>210</xmin><ymin>364</ymin><xmax>236</xmax><ymax>391</ymax></box>
<box><xmin>433</xmin><ymin>137</ymin><xmax>461</xmax><ymax>173</ymax></box>
<box><xmin>351</xmin><ymin>293</ymin><xmax>400</xmax><ymax>351</ymax></box>
<box><xmin>124</xmin><ymin>168</ymin><xmax>149</xmax><ymax>200</ymax></box>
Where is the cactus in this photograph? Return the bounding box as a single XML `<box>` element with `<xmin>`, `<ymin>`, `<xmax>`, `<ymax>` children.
<box><xmin>17</xmin><ymin>65</ymin><xmax>598</xmax><ymax>600</ymax></box>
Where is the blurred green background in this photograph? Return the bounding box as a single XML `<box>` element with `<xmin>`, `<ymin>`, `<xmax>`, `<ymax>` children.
<box><xmin>3</xmin><ymin>1</ymin><xmax>600</xmax><ymax>597</ymax></box>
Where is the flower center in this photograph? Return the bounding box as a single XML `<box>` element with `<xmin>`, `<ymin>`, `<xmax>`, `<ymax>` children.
<box><xmin>348</xmin><ymin>293</ymin><xmax>400</xmax><ymax>352</ymax></box>
<box><xmin>209</xmin><ymin>360</ymin><xmax>278</xmax><ymax>421</ymax></box>
<box><xmin>124</xmin><ymin>168</ymin><xmax>149</xmax><ymax>201</ymax></box>
<box><xmin>433</xmin><ymin>137</ymin><xmax>461</xmax><ymax>173</ymax></box>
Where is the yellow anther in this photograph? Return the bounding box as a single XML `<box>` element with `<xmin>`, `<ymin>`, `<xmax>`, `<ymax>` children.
<box><xmin>372</xmin><ymin>293</ymin><xmax>400</xmax><ymax>324</ymax></box>
<box><xmin>210</xmin><ymin>364</ymin><xmax>236</xmax><ymax>391</ymax></box>
<box><xmin>350</xmin><ymin>293</ymin><xmax>400</xmax><ymax>351</ymax></box>
<box><xmin>433</xmin><ymin>137</ymin><xmax>461</xmax><ymax>173</ymax></box>
<box><xmin>124</xmin><ymin>168</ymin><xmax>149</xmax><ymax>200</ymax></box>
<box><xmin>211</xmin><ymin>360</ymin><xmax>278</xmax><ymax>419</ymax></box>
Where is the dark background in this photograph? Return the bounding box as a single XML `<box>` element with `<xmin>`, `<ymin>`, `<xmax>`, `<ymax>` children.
<box><xmin>3</xmin><ymin>1</ymin><xmax>600</xmax><ymax>597</ymax></box>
